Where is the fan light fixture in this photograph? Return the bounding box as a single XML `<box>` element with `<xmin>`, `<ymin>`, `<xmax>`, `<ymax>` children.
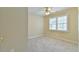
<box><xmin>44</xmin><ymin>7</ymin><xmax>55</xmax><ymax>15</ymax></box>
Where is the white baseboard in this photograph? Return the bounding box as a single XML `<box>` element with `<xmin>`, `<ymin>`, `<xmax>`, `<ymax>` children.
<box><xmin>28</xmin><ymin>34</ymin><xmax>43</xmax><ymax>39</ymax></box>
<box><xmin>45</xmin><ymin>34</ymin><xmax>77</xmax><ymax>44</ymax></box>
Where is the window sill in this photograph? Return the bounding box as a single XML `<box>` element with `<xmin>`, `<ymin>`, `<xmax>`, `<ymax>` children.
<box><xmin>49</xmin><ymin>30</ymin><xmax>69</xmax><ymax>32</ymax></box>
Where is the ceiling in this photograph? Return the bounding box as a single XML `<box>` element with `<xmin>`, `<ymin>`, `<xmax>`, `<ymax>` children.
<box><xmin>28</xmin><ymin>7</ymin><xmax>70</xmax><ymax>16</ymax></box>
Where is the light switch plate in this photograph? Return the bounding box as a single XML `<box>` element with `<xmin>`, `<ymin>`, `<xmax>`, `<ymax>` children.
<box><xmin>0</xmin><ymin>36</ymin><xmax>4</xmax><ymax>40</ymax></box>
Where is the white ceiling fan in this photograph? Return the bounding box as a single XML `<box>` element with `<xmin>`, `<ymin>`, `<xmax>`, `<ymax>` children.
<box><xmin>29</xmin><ymin>7</ymin><xmax>69</xmax><ymax>16</ymax></box>
<box><xmin>42</xmin><ymin>7</ymin><xmax>56</xmax><ymax>15</ymax></box>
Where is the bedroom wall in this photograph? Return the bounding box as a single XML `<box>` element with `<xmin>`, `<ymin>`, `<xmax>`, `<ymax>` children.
<box><xmin>28</xmin><ymin>9</ymin><xmax>43</xmax><ymax>39</ymax></box>
<box><xmin>0</xmin><ymin>7</ymin><xmax>28</xmax><ymax>52</ymax></box>
<box><xmin>78</xmin><ymin>7</ymin><xmax>79</xmax><ymax>39</ymax></box>
<box><xmin>44</xmin><ymin>7</ymin><xmax>78</xmax><ymax>44</ymax></box>
<box><xmin>78</xmin><ymin>8</ymin><xmax>79</xmax><ymax>51</ymax></box>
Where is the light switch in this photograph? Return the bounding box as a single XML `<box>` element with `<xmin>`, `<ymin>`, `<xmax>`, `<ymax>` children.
<box><xmin>0</xmin><ymin>36</ymin><xmax>4</xmax><ymax>42</ymax></box>
<box><xmin>0</xmin><ymin>36</ymin><xmax>4</xmax><ymax>40</ymax></box>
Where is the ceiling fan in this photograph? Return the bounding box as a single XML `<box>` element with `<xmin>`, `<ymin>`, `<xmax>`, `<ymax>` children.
<box><xmin>43</xmin><ymin>7</ymin><xmax>56</xmax><ymax>15</ymax></box>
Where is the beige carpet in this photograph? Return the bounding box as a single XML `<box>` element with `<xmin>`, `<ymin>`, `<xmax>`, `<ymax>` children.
<box><xmin>26</xmin><ymin>36</ymin><xmax>78</xmax><ymax>52</ymax></box>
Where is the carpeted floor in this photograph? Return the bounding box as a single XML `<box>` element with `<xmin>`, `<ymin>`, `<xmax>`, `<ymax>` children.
<box><xmin>26</xmin><ymin>36</ymin><xmax>78</xmax><ymax>52</ymax></box>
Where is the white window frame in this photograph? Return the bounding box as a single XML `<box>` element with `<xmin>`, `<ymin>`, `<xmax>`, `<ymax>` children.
<box><xmin>49</xmin><ymin>15</ymin><xmax>68</xmax><ymax>32</ymax></box>
<box><xmin>49</xmin><ymin>17</ymin><xmax>57</xmax><ymax>30</ymax></box>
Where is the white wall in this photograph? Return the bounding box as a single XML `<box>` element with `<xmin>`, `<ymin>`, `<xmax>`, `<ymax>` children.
<box><xmin>0</xmin><ymin>7</ymin><xmax>28</xmax><ymax>52</ymax></box>
<box><xmin>28</xmin><ymin>9</ymin><xmax>43</xmax><ymax>39</ymax></box>
<box><xmin>78</xmin><ymin>8</ymin><xmax>79</xmax><ymax>33</ymax></box>
<box><xmin>78</xmin><ymin>8</ymin><xmax>79</xmax><ymax>51</ymax></box>
<box><xmin>78</xmin><ymin>7</ymin><xmax>79</xmax><ymax>42</ymax></box>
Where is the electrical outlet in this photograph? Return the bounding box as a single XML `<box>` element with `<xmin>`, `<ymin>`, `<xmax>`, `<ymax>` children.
<box><xmin>10</xmin><ymin>49</ymin><xmax>15</xmax><ymax>52</ymax></box>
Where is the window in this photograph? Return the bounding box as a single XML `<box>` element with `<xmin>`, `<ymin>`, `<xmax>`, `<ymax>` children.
<box><xmin>57</xmin><ymin>16</ymin><xmax>67</xmax><ymax>31</ymax></box>
<box><xmin>49</xmin><ymin>18</ymin><xmax>56</xmax><ymax>30</ymax></box>
<box><xmin>49</xmin><ymin>16</ymin><xmax>68</xmax><ymax>31</ymax></box>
